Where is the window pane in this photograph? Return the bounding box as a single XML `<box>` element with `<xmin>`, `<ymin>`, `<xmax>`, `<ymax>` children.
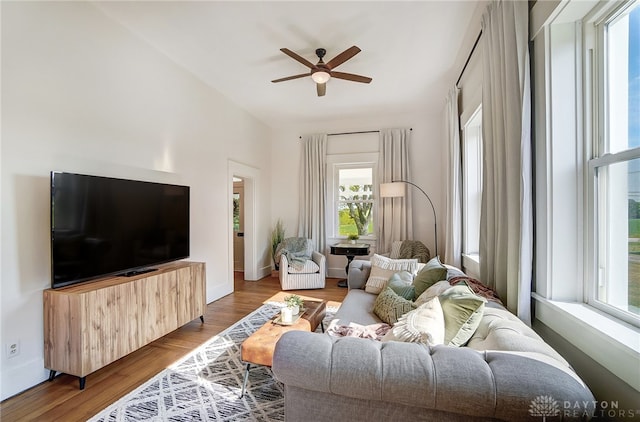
<box><xmin>338</xmin><ymin>168</ymin><xmax>373</xmax><ymax>200</ymax></box>
<box><xmin>606</xmin><ymin>2</ymin><xmax>639</xmax><ymax>154</ymax></box>
<box><xmin>338</xmin><ymin>167</ymin><xmax>373</xmax><ymax>236</ymax></box>
<box><xmin>597</xmin><ymin>158</ymin><xmax>640</xmax><ymax>315</ymax></box>
<box><xmin>338</xmin><ymin>203</ymin><xmax>374</xmax><ymax>236</ymax></box>
<box><xmin>463</xmin><ymin>107</ymin><xmax>482</xmax><ymax>255</ymax></box>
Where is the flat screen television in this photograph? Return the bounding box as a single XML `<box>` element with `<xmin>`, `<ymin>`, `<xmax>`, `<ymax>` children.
<box><xmin>50</xmin><ymin>171</ymin><xmax>190</xmax><ymax>288</ymax></box>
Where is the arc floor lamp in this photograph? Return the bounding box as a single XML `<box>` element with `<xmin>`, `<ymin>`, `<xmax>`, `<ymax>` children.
<box><xmin>379</xmin><ymin>180</ymin><xmax>438</xmax><ymax>257</ymax></box>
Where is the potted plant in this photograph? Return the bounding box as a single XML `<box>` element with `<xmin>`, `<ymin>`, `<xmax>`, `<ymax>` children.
<box><xmin>284</xmin><ymin>294</ymin><xmax>304</xmax><ymax>315</ymax></box>
<box><xmin>271</xmin><ymin>219</ymin><xmax>285</xmax><ymax>273</ymax></box>
<box><xmin>347</xmin><ymin>233</ymin><xmax>359</xmax><ymax>244</ymax></box>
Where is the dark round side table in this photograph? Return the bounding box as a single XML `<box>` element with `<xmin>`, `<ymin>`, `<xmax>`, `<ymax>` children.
<box><xmin>330</xmin><ymin>243</ymin><xmax>371</xmax><ymax>288</ymax></box>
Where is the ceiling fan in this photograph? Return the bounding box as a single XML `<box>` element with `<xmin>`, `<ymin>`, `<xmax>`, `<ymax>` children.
<box><xmin>272</xmin><ymin>46</ymin><xmax>372</xmax><ymax>97</ymax></box>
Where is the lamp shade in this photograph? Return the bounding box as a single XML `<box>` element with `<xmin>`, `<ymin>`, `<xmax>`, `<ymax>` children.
<box><xmin>379</xmin><ymin>182</ymin><xmax>406</xmax><ymax>198</ymax></box>
<box><xmin>311</xmin><ymin>71</ymin><xmax>330</xmax><ymax>84</ymax></box>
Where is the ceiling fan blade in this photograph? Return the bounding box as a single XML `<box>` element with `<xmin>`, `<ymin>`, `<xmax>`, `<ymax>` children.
<box><xmin>280</xmin><ymin>48</ymin><xmax>316</xmax><ymax>69</ymax></box>
<box><xmin>271</xmin><ymin>73</ymin><xmax>309</xmax><ymax>83</ymax></box>
<box><xmin>326</xmin><ymin>46</ymin><xmax>361</xmax><ymax>69</ymax></box>
<box><xmin>317</xmin><ymin>82</ymin><xmax>326</xmax><ymax>97</ymax></box>
<box><xmin>331</xmin><ymin>71</ymin><xmax>372</xmax><ymax>84</ymax></box>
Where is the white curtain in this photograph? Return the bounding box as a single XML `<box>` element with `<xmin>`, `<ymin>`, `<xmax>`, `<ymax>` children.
<box><xmin>298</xmin><ymin>134</ymin><xmax>327</xmax><ymax>254</ymax></box>
<box><xmin>444</xmin><ymin>87</ymin><xmax>462</xmax><ymax>268</ymax></box>
<box><xmin>480</xmin><ymin>0</ymin><xmax>532</xmax><ymax>324</ymax></box>
<box><xmin>377</xmin><ymin>128</ymin><xmax>412</xmax><ymax>254</ymax></box>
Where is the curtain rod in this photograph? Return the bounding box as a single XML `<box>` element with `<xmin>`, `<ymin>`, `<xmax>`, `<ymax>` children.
<box><xmin>299</xmin><ymin>128</ymin><xmax>412</xmax><ymax>140</ymax></box>
<box><xmin>455</xmin><ymin>30</ymin><xmax>482</xmax><ymax>87</ymax></box>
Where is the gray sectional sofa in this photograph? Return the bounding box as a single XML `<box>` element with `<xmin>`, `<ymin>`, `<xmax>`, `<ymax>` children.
<box><xmin>272</xmin><ymin>259</ymin><xmax>596</xmax><ymax>421</ymax></box>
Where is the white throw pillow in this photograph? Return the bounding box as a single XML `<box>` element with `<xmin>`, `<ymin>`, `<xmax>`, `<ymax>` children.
<box><xmin>381</xmin><ymin>297</ymin><xmax>445</xmax><ymax>345</ymax></box>
<box><xmin>413</xmin><ymin>279</ymin><xmax>452</xmax><ymax>307</ymax></box>
<box><xmin>365</xmin><ymin>254</ymin><xmax>418</xmax><ymax>294</ymax></box>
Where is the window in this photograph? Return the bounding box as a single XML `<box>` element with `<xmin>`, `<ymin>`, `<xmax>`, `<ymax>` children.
<box><xmin>462</xmin><ymin>106</ymin><xmax>482</xmax><ymax>276</ymax></box>
<box><xmin>335</xmin><ymin>165</ymin><xmax>375</xmax><ymax>238</ymax></box>
<box><xmin>589</xmin><ymin>0</ymin><xmax>640</xmax><ymax>324</ymax></box>
<box><xmin>531</xmin><ymin>0</ymin><xmax>640</xmax><ymax>391</ymax></box>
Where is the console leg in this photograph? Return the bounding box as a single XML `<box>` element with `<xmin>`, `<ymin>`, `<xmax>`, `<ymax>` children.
<box><xmin>79</xmin><ymin>376</ymin><xmax>86</xmax><ymax>390</ymax></box>
<box><xmin>200</xmin><ymin>315</ymin><xmax>204</xmax><ymax>323</ymax></box>
<box><xmin>48</xmin><ymin>370</ymin><xmax>56</xmax><ymax>382</ymax></box>
<box><xmin>240</xmin><ymin>364</ymin><xmax>251</xmax><ymax>398</ymax></box>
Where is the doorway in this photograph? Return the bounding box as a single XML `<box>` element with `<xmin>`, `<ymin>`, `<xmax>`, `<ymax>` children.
<box><xmin>228</xmin><ymin>160</ymin><xmax>259</xmax><ymax>284</ymax></box>
<box><xmin>233</xmin><ymin>177</ymin><xmax>245</xmax><ymax>272</ymax></box>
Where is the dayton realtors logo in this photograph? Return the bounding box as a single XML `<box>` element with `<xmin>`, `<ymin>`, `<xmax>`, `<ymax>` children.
<box><xmin>529</xmin><ymin>396</ymin><xmax>560</xmax><ymax>420</ymax></box>
<box><xmin>529</xmin><ymin>396</ymin><xmax>638</xmax><ymax>419</ymax></box>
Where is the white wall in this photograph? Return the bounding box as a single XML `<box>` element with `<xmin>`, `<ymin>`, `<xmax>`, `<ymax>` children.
<box><xmin>0</xmin><ymin>1</ymin><xmax>272</xmax><ymax>400</ymax></box>
<box><xmin>270</xmin><ymin>111</ymin><xmax>445</xmax><ymax>277</ymax></box>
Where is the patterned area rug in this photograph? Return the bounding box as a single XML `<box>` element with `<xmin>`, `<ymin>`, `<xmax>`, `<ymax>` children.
<box><xmin>89</xmin><ymin>302</ymin><xmax>337</xmax><ymax>422</ymax></box>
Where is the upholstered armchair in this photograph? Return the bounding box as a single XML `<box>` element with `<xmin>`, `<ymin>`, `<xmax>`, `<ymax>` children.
<box><xmin>276</xmin><ymin>237</ymin><xmax>326</xmax><ymax>290</ymax></box>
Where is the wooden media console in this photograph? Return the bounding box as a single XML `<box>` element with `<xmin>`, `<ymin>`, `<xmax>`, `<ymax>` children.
<box><xmin>43</xmin><ymin>261</ymin><xmax>206</xmax><ymax>389</ymax></box>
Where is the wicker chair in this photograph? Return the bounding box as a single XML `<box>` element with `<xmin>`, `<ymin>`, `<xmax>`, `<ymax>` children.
<box><xmin>278</xmin><ymin>238</ymin><xmax>326</xmax><ymax>290</ymax></box>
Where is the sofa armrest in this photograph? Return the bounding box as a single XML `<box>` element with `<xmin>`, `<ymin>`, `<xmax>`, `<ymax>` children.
<box><xmin>272</xmin><ymin>331</ymin><xmax>595</xmax><ymax>420</ymax></box>
<box><xmin>312</xmin><ymin>251</ymin><xmax>326</xmax><ymax>275</ymax></box>
<box><xmin>279</xmin><ymin>254</ymin><xmax>289</xmax><ymax>271</ymax></box>
<box><xmin>347</xmin><ymin>259</ymin><xmax>371</xmax><ymax>290</ymax></box>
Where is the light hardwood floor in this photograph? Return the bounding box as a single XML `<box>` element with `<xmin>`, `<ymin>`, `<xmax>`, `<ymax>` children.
<box><xmin>0</xmin><ymin>273</ymin><xmax>347</xmax><ymax>422</ymax></box>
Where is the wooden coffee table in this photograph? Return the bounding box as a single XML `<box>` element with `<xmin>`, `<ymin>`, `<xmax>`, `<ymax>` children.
<box><xmin>240</xmin><ymin>299</ymin><xmax>326</xmax><ymax>397</ymax></box>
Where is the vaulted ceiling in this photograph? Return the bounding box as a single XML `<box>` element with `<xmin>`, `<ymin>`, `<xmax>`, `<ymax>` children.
<box><xmin>95</xmin><ymin>1</ymin><xmax>483</xmax><ymax>127</ymax></box>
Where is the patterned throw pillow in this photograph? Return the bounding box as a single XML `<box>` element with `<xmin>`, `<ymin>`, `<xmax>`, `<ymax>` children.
<box><xmin>386</xmin><ymin>271</ymin><xmax>416</xmax><ymax>300</ymax></box>
<box><xmin>373</xmin><ymin>287</ymin><xmax>416</xmax><ymax>325</ymax></box>
<box><xmin>382</xmin><ymin>297</ymin><xmax>445</xmax><ymax>345</ymax></box>
<box><xmin>411</xmin><ymin>256</ymin><xmax>448</xmax><ymax>298</ymax></box>
<box><xmin>365</xmin><ymin>254</ymin><xmax>418</xmax><ymax>294</ymax></box>
<box><xmin>438</xmin><ymin>283</ymin><xmax>486</xmax><ymax>347</ymax></box>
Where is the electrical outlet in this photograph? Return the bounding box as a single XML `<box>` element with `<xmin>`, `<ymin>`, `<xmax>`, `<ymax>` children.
<box><xmin>7</xmin><ymin>341</ymin><xmax>19</xmax><ymax>358</ymax></box>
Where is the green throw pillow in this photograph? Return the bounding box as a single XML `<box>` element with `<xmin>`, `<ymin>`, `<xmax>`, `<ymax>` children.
<box><xmin>412</xmin><ymin>256</ymin><xmax>448</xmax><ymax>299</ymax></box>
<box><xmin>387</xmin><ymin>271</ymin><xmax>416</xmax><ymax>300</ymax></box>
<box><xmin>373</xmin><ymin>287</ymin><xmax>416</xmax><ymax>325</ymax></box>
<box><xmin>438</xmin><ymin>283</ymin><xmax>486</xmax><ymax>347</ymax></box>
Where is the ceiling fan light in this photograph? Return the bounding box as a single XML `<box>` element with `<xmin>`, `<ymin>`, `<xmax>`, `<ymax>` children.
<box><xmin>311</xmin><ymin>71</ymin><xmax>331</xmax><ymax>84</ymax></box>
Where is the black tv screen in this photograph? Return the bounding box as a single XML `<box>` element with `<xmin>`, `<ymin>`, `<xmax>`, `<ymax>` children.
<box><xmin>50</xmin><ymin>172</ymin><xmax>190</xmax><ymax>288</ymax></box>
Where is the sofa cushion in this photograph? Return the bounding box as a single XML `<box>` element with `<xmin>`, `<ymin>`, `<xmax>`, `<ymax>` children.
<box><xmin>382</xmin><ymin>297</ymin><xmax>445</xmax><ymax>345</ymax></box>
<box><xmin>331</xmin><ymin>289</ymin><xmax>380</xmax><ymax>327</ymax></box>
<box><xmin>373</xmin><ymin>287</ymin><xmax>416</xmax><ymax>325</ymax></box>
<box><xmin>287</xmin><ymin>259</ymin><xmax>320</xmax><ymax>274</ymax></box>
<box><xmin>365</xmin><ymin>254</ymin><xmax>418</xmax><ymax>294</ymax></box>
<box><xmin>439</xmin><ymin>283</ymin><xmax>486</xmax><ymax>346</ymax></box>
<box><xmin>466</xmin><ymin>306</ymin><xmax>570</xmax><ymax>367</ymax></box>
<box><xmin>386</xmin><ymin>271</ymin><xmax>415</xmax><ymax>300</ymax></box>
<box><xmin>411</xmin><ymin>256</ymin><xmax>448</xmax><ymax>298</ymax></box>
